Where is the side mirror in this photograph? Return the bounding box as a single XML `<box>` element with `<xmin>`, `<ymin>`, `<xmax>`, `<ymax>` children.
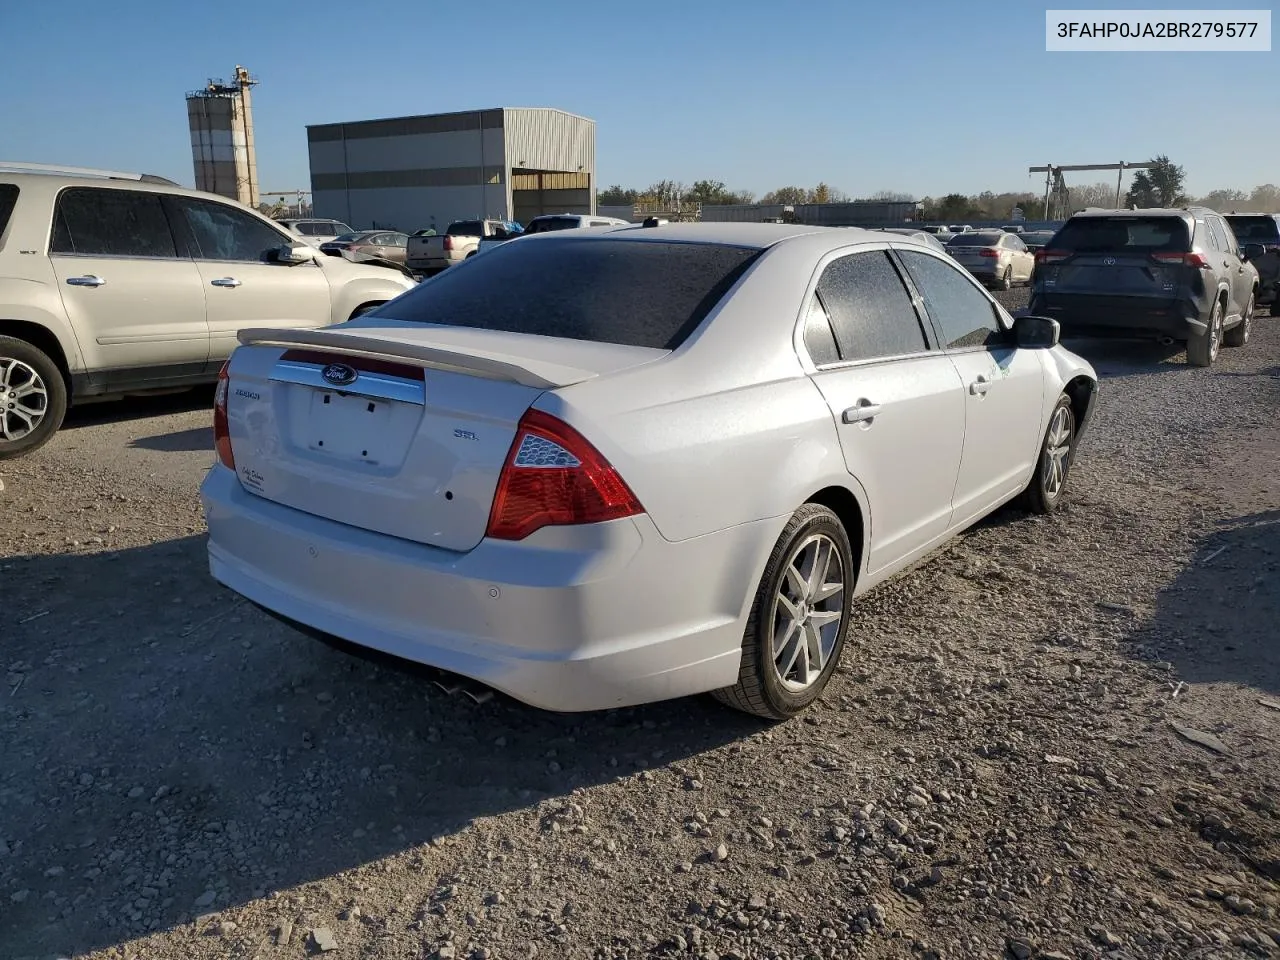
<box><xmin>1242</xmin><ymin>242</ymin><xmax>1265</xmax><ymax>262</ymax></box>
<box><xmin>276</xmin><ymin>242</ymin><xmax>316</xmax><ymax>264</ymax></box>
<box><xmin>1013</xmin><ymin>314</ymin><xmax>1060</xmax><ymax>349</ymax></box>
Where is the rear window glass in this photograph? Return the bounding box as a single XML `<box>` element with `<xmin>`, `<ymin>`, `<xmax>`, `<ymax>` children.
<box><xmin>947</xmin><ymin>232</ymin><xmax>1003</xmax><ymax>246</ymax></box>
<box><xmin>447</xmin><ymin>220</ymin><xmax>484</xmax><ymax>236</ymax></box>
<box><xmin>1052</xmin><ymin>216</ymin><xmax>1189</xmax><ymax>252</ymax></box>
<box><xmin>1225</xmin><ymin>216</ymin><xmax>1280</xmax><ymax>242</ymax></box>
<box><xmin>379</xmin><ymin>238</ymin><xmax>761</xmax><ymax>349</ymax></box>
<box><xmin>524</xmin><ymin>217</ymin><xmax>580</xmax><ymax>234</ymax></box>
<box><xmin>0</xmin><ymin>184</ymin><xmax>17</xmax><ymax>242</ymax></box>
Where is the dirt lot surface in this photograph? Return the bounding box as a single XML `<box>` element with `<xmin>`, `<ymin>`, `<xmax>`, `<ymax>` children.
<box><xmin>2</xmin><ymin>292</ymin><xmax>1278</xmax><ymax>960</ymax></box>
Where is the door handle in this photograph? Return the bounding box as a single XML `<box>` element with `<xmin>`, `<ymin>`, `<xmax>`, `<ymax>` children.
<box><xmin>65</xmin><ymin>275</ymin><xmax>105</xmax><ymax>287</ymax></box>
<box><xmin>210</xmin><ymin>277</ymin><xmax>242</xmax><ymax>288</ymax></box>
<box><xmin>842</xmin><ymin>399</ymin><xmax>881</xmax><ymax>424</ymax></box>
<box><xmin>970</xmin><ymin>375</ymin><xmax>991</xmax><ymax>396</ymax></box>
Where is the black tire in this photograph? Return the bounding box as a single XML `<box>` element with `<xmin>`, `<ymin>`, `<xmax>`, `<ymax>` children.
<box><xmin>1187</xmin><ymin>300</ymin><xmax>1223</xmax><ymax>367</ymax></box>
<box><xmin>349</xmin><ymin>302</ymin><xmax>384</xmax><ymax>320</ymax></box>
<box><xmin>713</xmin><ymin>503</ymin><xmax>855</xmax><ymax>720</ymax></box>
<box><xmin>1020</xmin><ymin>393</ymin><xmax>1076</xmax><ymax>516</ymax></box>
<box><xmin>1223</xmin><ymin>291</ymin><xmax>1254</xmax><ymax>348</ymax></box>
<box><xmin>0</xmin><ymin>335</ymin><xmax>67</xmax><ymax>461</ymax></box>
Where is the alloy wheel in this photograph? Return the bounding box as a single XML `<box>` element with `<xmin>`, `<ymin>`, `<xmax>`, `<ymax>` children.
<box><xmin>0</xmin><ymin>357</ymin><xmax>49</xmax><ymax>442</ymax></box>
<box><xmin>1043</xmin><ymin>404</ymin><xmax>1074</xmax><ymax>499</ymax></box>
<box><xmin>770</xmin><ymin>533</ymin><xmax>847</xmax><ymax>691</ymax></box>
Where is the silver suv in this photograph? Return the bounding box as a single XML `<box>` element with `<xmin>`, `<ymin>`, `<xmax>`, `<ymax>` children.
<box><xmin>0</xmin><ymin>163</ymin><xmax>416</xmax><ymax>459</ymax></box>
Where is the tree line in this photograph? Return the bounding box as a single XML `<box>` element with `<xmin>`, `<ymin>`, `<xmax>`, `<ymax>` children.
<box><xmin>598</xmin><ymin>180</ymin><xmax>853</xmax><ymax>208</ymax></box>
<box><xmin>599</xmin><ymin>158</ymin><xmax>1280</xmax><ymax>218</ymax></box>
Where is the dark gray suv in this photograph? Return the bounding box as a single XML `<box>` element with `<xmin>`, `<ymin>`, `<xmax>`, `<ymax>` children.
<box><xmin>1029</xmin><ymin>207</ymin><xmax>1259</xmax><ymax>367</ymax></box>
<box><xmin>1224</xmin><ymin>213</ymin><xmax>1280</xmax><ymax>314</ymax></box>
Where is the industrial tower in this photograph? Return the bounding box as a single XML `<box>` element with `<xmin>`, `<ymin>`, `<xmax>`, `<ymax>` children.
<box><xmin>186</xmin><ymin>66</ymin><xmax>259</xmax><ymax>208</ymax></box>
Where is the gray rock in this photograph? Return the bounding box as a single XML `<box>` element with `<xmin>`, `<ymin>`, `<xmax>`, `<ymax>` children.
<box><xmin>193</xmin><ymin>889</ymin><xmax>217</xmax><ymax>908</ymax></box>
<box><xmin>128</xmin><ymin>786</ymin><xmax>145</xmax><ymax>799</ymax></box>
<box><xmin>316</xmin><ymin>691</ymin><xmax>334</xmax><ymax>703</ymax></box>
<box><xmin>435</xmin><ymin>945</ymin><xmax>457</xmax><ymax>960</ymax></box>
<box><xmin>884</xmin><ymin>817</ymin><xmax>908</xmax><ymax>838</ymax></box>
<box><xmin>1006</xmin><ymin>937</ymin><xmax>1033</xmax><ymax>959</ymax></box>
<box><xmin>212</xmin><ymin>920</ymin><xmax>237</xmax><ymax>937</ymax></box>
<box><xmin>712</xmin><ymin>843</ymin><xmax>729</xmax><ymax>862</ymax></box>
<box><xmin>10</xmin><ymin>889</ymin><xmax>30</xmax><ymax>903</ymax></box>
<box><xmin>310</xmin><ymin>927</ymin><xmax>339</xmax><ymax>952</ymax></box>
<box><xmin>275</xmin><ymin>920</ymin><xmax>293</xmax><ymax>945</ymax></box>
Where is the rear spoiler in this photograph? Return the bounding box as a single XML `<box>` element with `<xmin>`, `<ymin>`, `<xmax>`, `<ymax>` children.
<box><xmin>235</xmin><ymin>327</ymin><xmax>597</xmax><ymax>389</ymax></box>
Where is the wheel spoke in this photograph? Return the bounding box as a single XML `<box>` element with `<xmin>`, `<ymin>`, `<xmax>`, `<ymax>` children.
<box><xmin>807</xmin><ymin>539</ymin><xmax>831</xmax><ymax>599</ymax></box>
<box><xmin>772</xmin><ymin>615</ymin><xmax>800</xmax><ymax>659</ymax></box>
<box><xmin>783</xmin><ymin>562</ymin><xmax>807</xmax><ymax>601</ymax></box>
<box><xmin>14</xmin><ymin>398</ymin><xmax>44</xmax><ymax>418</ymax></box>
<box><xmin>813</xmin><ymin>579</ymin><xmax>844</xmax><ymax>602</ymax></box>
<box><xmin>778</xmin><ymin>624</ymin><xmax>804</xmax><ymax>680</ymax></box>
<box><xmin>12</xmin><ymin>380</ymin><xmax>45</xmax><ymax>400</ymax></box>
<box><xmin>795</xmin><ymin>628</ymin><xmax>812</xmax><ymax>683</ymax></box>
<box><xmin>0</xmin><ymin>361</ymin><xmax>13</xmax><ymax>389</ymax></box>
<box><xmin>807</xmin><ymin>609</ymin><xmax>842</xmax><ymax>628</ymax></box>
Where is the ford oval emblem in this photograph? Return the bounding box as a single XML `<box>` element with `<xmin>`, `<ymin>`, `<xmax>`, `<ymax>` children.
<box><xmin>321</xmin><ymin>363</ymin><xmax>357</xmax><ymax>387</ymax></box>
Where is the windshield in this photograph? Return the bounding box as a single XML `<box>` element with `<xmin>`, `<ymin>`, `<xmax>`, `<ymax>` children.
<box><xmin>524</xmin><ymin>217</ymin><xmax>581</xmax><ymax>235</ymax></box>
<box><xmin>376</xmin><ymin>238</ymin><xmax>762</xmax><ymax>350</ymax></box>
<box><xmin>446</xmin><ymin>220</ymin><xmax>484</xmax><ymax>236</ymax></box>
<box><xmin>1225</xmin><ymin>216</ymin><xmax>1280</xmax><ymax>242</ymax></box>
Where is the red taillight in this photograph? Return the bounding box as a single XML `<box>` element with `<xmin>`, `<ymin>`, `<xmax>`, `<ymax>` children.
<box><xmin>485</xmin><ymin>409</ymin><xmax>643</xmax><ymax>541</ymax></box>
<box><xmin>1035</xmin><ymin>248</ymin><xmax>1070</xmax><ymax>264</ymax></box>
<box><xmin>213</xmin><ymin>361</ymin><xmax>235</xmax><ymax>470</ymax></box>
<box><xmin>443</xmin><ymin>235</ymin><xmax>454</xmax><ymax>251</ymax></box>
<box><xmin>1151</xmin><ymin>251</ymin><xmax>1208</xmax><ymax>268</ymax></box>
<box><xmin>979</xmin><ymin>249</ymin><xmax>1000</xmax><ymax>258</ymax></box>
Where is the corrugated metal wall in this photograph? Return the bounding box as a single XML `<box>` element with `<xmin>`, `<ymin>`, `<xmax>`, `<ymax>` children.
<box><xmin>502</xmin><ymin>109</ymin><xmax>594</xmax><ymax>178</ymax></box>
<box><xmin>700</xmin><ymin>202</ymin><xmax>922</xmax><ymax>224</ymax></box>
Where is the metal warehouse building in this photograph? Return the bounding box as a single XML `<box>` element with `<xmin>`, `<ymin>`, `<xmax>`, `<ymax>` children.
<box><xmin>306</xmin><ymin>107</ymin><xmax>596</xmax><ymax>233</ymax></box>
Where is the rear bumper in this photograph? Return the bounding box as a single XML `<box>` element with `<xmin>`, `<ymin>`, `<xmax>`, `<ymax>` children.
<box><xmin>1029</xmin><ymin>292</ymin><xmax>1207</xmax><ymax>339</ymax></box>
<box><xmin>200</xmin><ymin>466</ymin><xmax>784</xmax><ymax>712</ymax></box>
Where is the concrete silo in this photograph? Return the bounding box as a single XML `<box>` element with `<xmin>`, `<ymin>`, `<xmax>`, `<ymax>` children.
<box><xmin>186</xmin><ymin>66</ymin><xmax>259</xmax><ymax>208</ymax></box>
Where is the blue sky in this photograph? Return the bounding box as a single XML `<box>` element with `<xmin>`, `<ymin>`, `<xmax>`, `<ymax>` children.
<box><xmin>1</xmin><ymin>0</ymin><xmax>1274</xmax><ymax>200</ymax></box>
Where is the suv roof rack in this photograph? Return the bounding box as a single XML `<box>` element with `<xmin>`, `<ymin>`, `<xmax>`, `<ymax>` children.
<box><xmin>0</xmin><ymin>161</ymin><xmax>179</xmax><ymax>186</ymax></box>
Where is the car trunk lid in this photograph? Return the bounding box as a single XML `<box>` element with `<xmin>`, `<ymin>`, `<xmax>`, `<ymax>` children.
<box><xmin>223</xmin><ymin>322</ymin><xmax>667</xmax><ymax>552</ymax></box>
<box><xmin>1035</xmin><ymin>215</ymin><xmax>1192</xmax><ymax>307</ymax></box>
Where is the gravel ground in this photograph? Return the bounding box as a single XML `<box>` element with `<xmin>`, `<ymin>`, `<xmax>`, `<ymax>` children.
<box><xmin>2</xmin><ymin>291</ymin><xmax>1278</xmax><ymax>960</ymax></box>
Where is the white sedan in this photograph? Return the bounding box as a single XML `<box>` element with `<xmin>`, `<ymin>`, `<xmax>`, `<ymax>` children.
<box><xmin>200</xmin><ymin>223</ymin><xmax>1098</xmax><ymax>719</ymax></box>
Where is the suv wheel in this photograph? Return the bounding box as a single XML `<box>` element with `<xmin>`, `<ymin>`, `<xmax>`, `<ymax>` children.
<box><xmin>1223</xmin><ymin>291</ymin><xmax>1254</xmax><ymax>348</ymax></box>
<box><xmin>1187</xmin><ymin>301</ymin><xmax>1223</xmax><ymax>368</ymax></box>
<box><xmin>0</xmin><ymin>336</ymin><xmax>68</xmax><ymax>460</ymax></box>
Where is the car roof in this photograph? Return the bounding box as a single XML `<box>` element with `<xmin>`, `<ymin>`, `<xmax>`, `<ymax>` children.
<box><xmin>1225</xmin><ymin>211</ymin><xmax>1280</xmax><ymax>218</ymax></box>
<box><xmin>1069</xmin><ymin>207</ymin><xmax>1201</xmax><ymax>219</ymax></box>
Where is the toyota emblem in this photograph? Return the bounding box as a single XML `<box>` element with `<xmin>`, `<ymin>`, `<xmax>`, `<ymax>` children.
<box><xmin>1102</xmin><ymin>257</ymin><xmax>1116</xmax><ymax>266</ymax></box>
<box><xmin>321</xmin><ymin>363</ymin><xmax>358</xmax><ymax>387</ymax></box>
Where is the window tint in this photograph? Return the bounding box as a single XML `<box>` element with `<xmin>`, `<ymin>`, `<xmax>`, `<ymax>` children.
<box><xmin>802</xmin><ymin>297</ymin><xmax>840</xmax><ymax>366</ymax></box>
<box><xmin>1052</xmin><ymin>216</ymin><xmax>1190</xmax><ymax>252</ymax></box>
<box><xmin>1225</xmin><ymin>216</ymin><xmax>1280</xmax><ymax>242</ymax></box>
<box><xmin>378</xmin><ymin>239</ymin><xmax>760</xmax><ymax>350</ymax></box>
<box><xmin>947</xmin><ymin>232</ymin><xmax>1003</xmax><ymax>247</ymax></box>
<box><xmin>50</xmin><ymin>188</ymin><xmax>177</xmax><ymax>258</ymax></box>
<box><xmin>525</xmin><ymin>217</ymin><xmax>581</xmax><ymax>235</ymax></box>
<box><xmin>447</xmin><ymin>220</ymin><xmax>484</xmax><ymax>236</ymax></box>
<box><xmin>1203</xmin><ymin>220</ymin><xmax>1224</xmax><ymax>252</ymax></box>
<box><xmin>815</xmin><ymin>251</ymin><xmax>928</xmax><ymax>362</ymax></box>
<box><xmin>387</xmin><ymin>233</ymin><xmax>408</xmax><ymax>246</ymax></box>
<box><xmin>0</xmin><ymin>184</ymin><xmax>18</xmax><ymax>242</ymax></box>
<box><xmin>898</xmin><ymin>250</ymin><xmax>1002</xmax><ymax>350</ymax></box>
<box><xmin>177</xmin><ymin>198</ymin><xmax>290</xmax><ymax>262</ymax></box>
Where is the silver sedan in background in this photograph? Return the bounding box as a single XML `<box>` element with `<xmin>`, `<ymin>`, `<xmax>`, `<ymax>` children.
<box><xmin>201</xmin><ymin>224</ymin><xmax>1098</xmax><ymax>720</ymax></box>
<box><xmin>946</xmin><ymin>230</ymin><xmax>1036</xmax><ymax>290</ymax></box>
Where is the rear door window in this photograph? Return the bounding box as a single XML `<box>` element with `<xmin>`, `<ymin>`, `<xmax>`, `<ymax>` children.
<box><xmin>379</xmin><ymin>238</ymin><xmax>761</xmax><ymax>349</ymax></box>
<box><xmin>0</xmin><ymin>184</ymin><xmax>17</xmax><ymax>247</ymax></box>
<box><xmin>814</xmin><ymin>251</ymin><xmax>929</xmax><ymax>362</ymax></box>
<box><xmin>1052</xmin><ymin>216</ymin><xmax>1190</xmax><ymax>253</ymax></box>
<box><xmin>898</xmin><ymin>250</ymin><xmax>1003</xmax><ymax>350</ymax></box>
<box><xmin>50</xmin><ymin>187</ymin><xmax>177</xmax><ymax>258</ymax></box>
